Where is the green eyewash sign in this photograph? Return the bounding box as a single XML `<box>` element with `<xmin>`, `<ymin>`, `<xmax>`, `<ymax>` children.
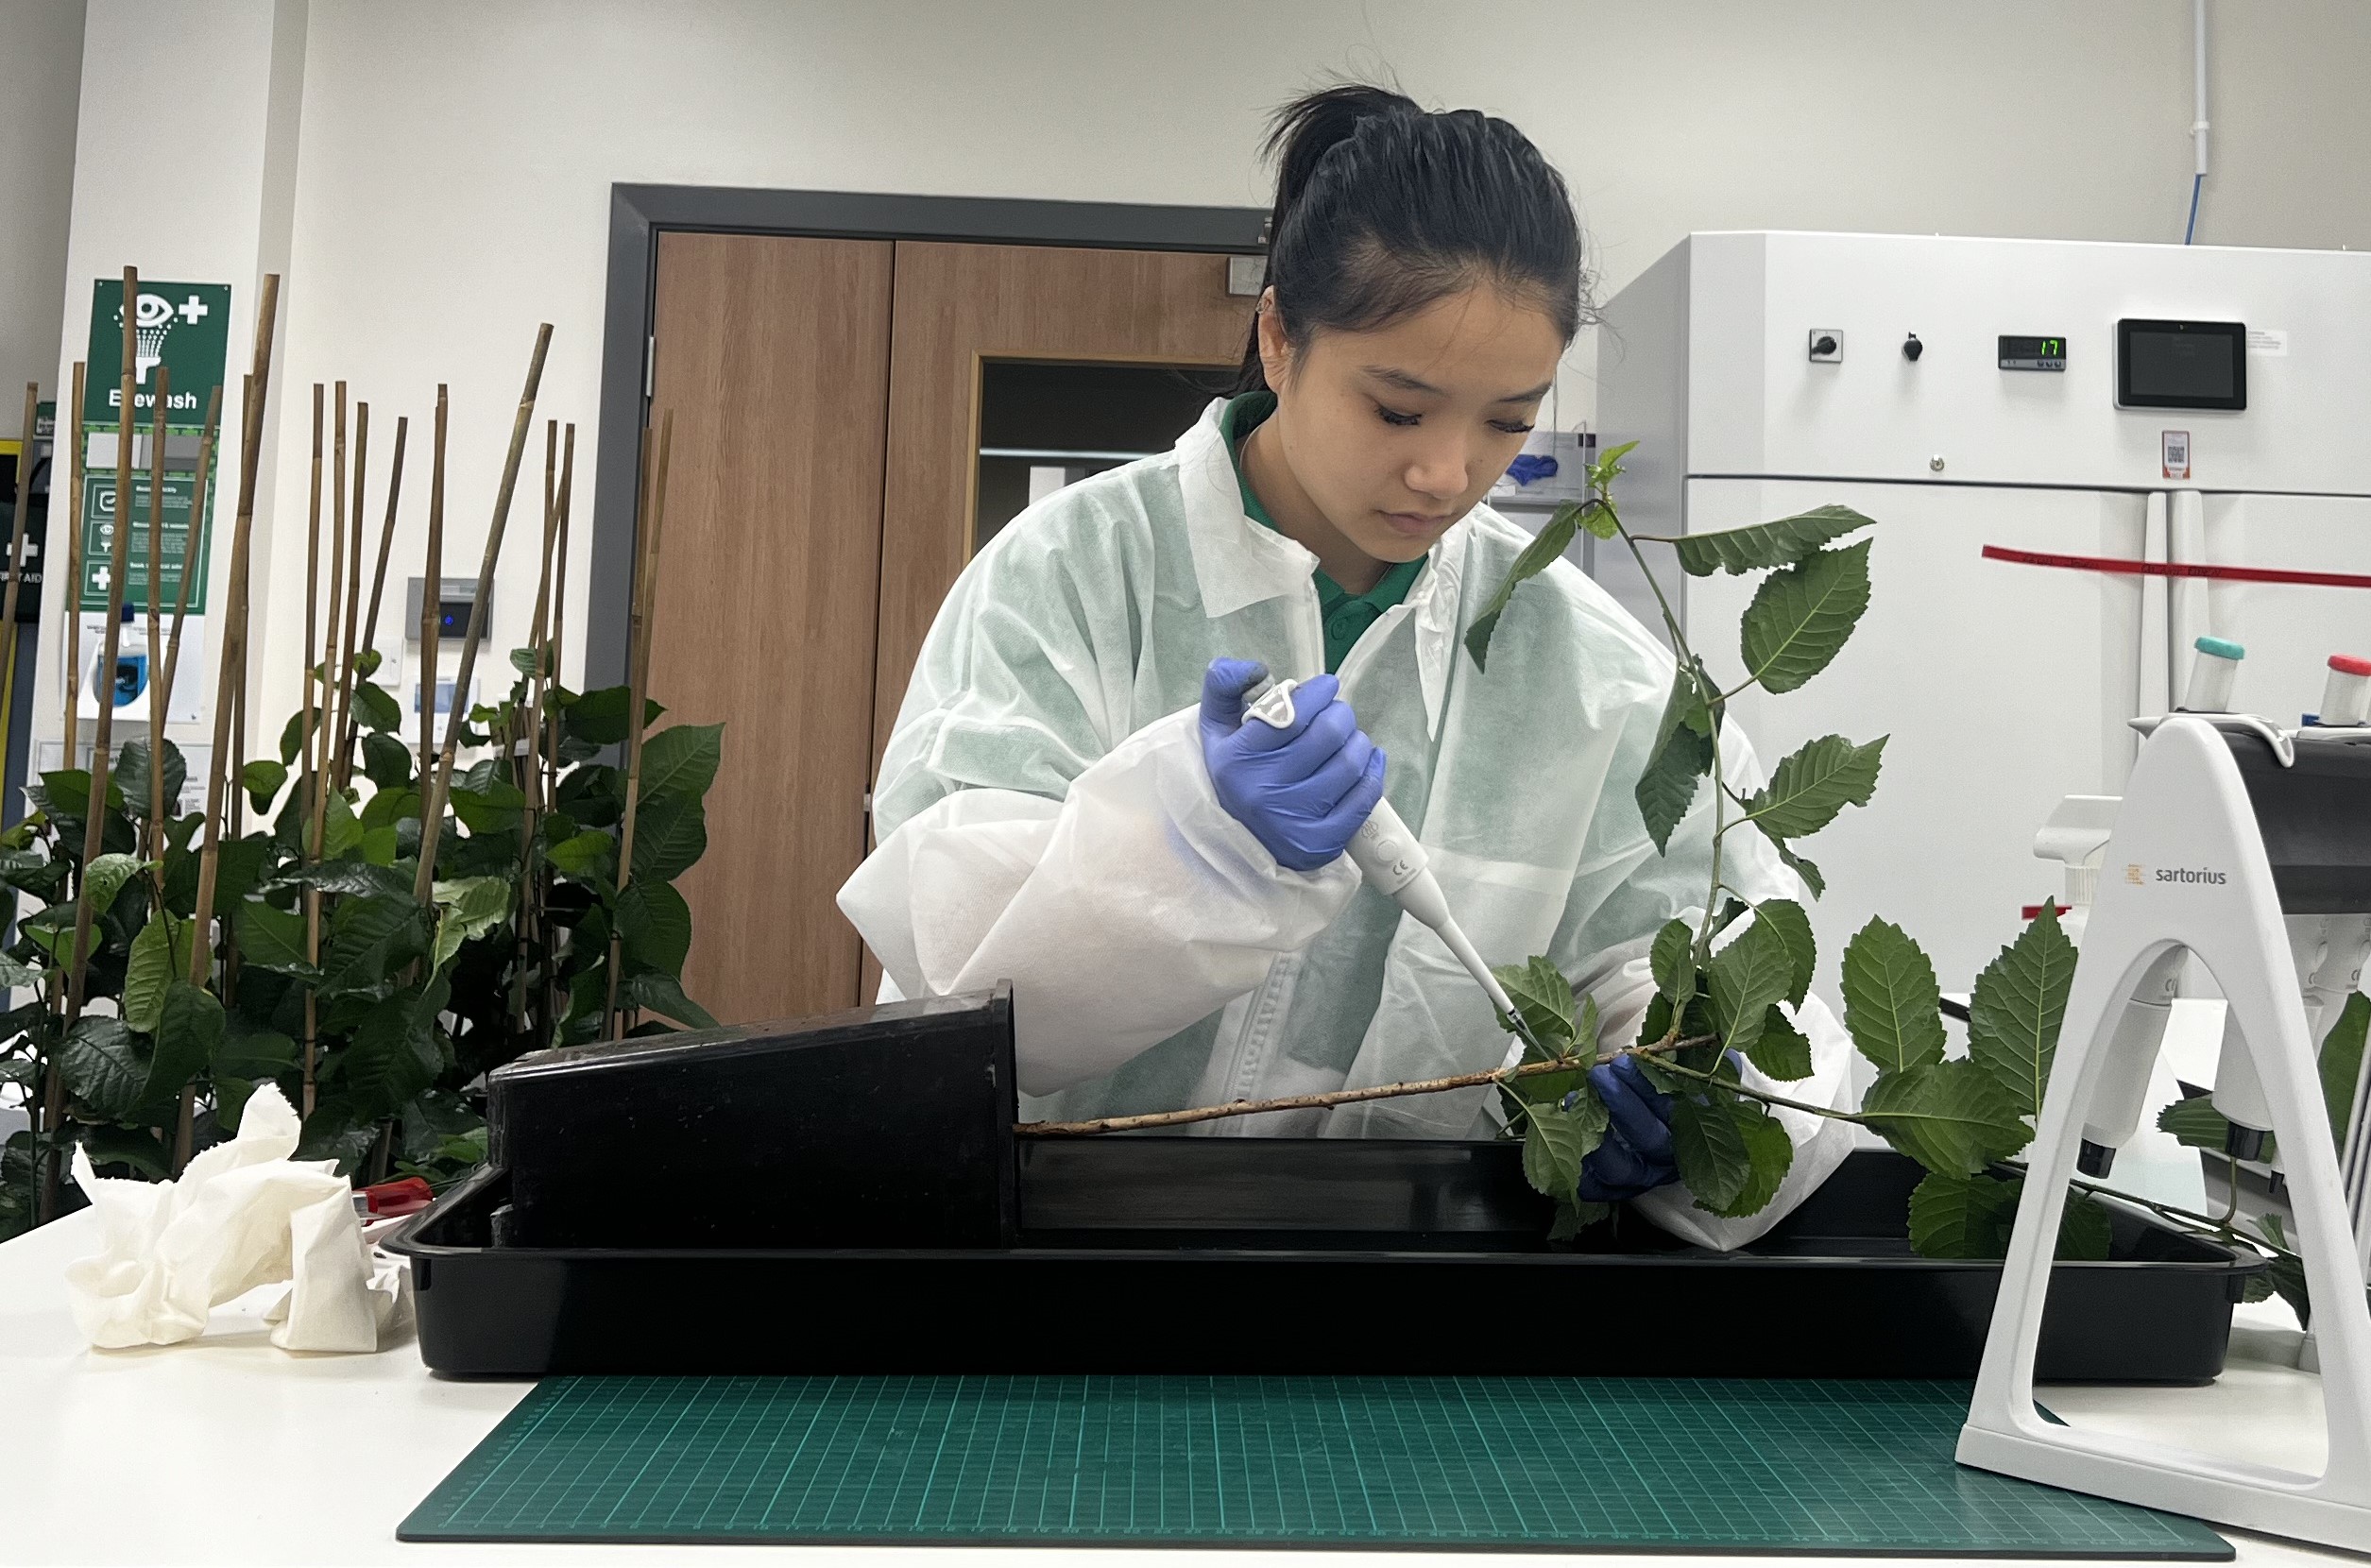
<box><xmin>82</xmin><ymin>280</ymin><xmax>232</xmax><ymax>431</ymax></box>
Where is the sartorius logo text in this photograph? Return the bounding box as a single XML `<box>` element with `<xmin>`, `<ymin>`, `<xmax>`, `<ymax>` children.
<box><xmin>2131</xmin><ymin>863</ymin><xmax>2227</xmax><ymax>885</ymax></box>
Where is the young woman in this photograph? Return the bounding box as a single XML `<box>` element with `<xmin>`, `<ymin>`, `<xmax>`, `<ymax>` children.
<box><xmin>839</xmin><ymin>86</ymin><xmax>1853</xmax><ymax>1248</ymax></box>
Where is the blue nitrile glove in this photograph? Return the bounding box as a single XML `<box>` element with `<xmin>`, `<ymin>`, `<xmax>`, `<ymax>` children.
<box><xmin>1197</xmin><ymin>657</ymin><xmax>1389</xmax><ymax>873</ymax></box>
<box><xmin>1578</xmin><ymin>1054</ymin><xmax>1680</xmax><ymax>1202</ymax></box>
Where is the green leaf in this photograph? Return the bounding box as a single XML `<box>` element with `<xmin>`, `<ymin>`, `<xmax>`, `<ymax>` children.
<box><xmin>1711</xmin><ymin>1100</ymin><xmax>1794</xmax><ymax>1219</ymax></box>
<box><xmin>1907</xmin><ymin>1170</ymin><xmax>2021</xmax><ymax>1258</ymax></box>
<box><xmin>81</xmin><ymin>853</ymin><xmax>144</xmax><ymax>919</ymax></box>
<box><xmin>115</xmin><ymin>739</ymin><xmax>186</xmax><ymax>820</ymax></box>
<box><xmin>1774</xmin><ymin>841</ymin><xmax>1826</xmax><ymax>899</ymax></box>
<box><xmin>1862</xmin><ymin>1061</ymin><xmax>2032</xmax><ymax>1175</ymax></box>
<box><xmin>315</xmin><ymin>788</ymin><xmax>364</xmax><ymax>860</ymax></box>
<box><xmin>123</xmin><ymin>912</ymin><xmax>194</xmax><ymax>1033</ymax></box>
<box><xmin>234</xmin><ymin>897</ymin><xmax>312</xmax><ymax>974</ymax></box>
<box><xmin>318</xmin><ymin>895</ymin><xmax>431</xmax><ymax>995</ymax></box>
<box><xmin>354</xmin><ymin>647</ymin><xmax>384</xmax><ymax>679</ymax></box>
<box><xmin>1755</xmin><ymin>898</ymin><xmax>1816</xmax><ymax>1009</ymax></box>
<box><xmin>1708</xmin><ymin>917</ymin><xmax>1792</xmax><ymax>1061</ymax></box>
<box><xmin>61</xmin><ymin>1018</ymin><xmax>143</xmax><ymax>1120</ymax></box>
<box><xmin>1840</xmin><ymin>917</ymin><xmax>1948</xmax><ymax>1073</ymax></box>
<box><xmin>2320</xmin><ymin>992</ymin><xmax>2369</xmax><ymax>1150</ymax></box>
<box><xmin>2157</xmin><ymin>1092</ymin><xmax>2239</xmax><ymax>1152</ymax></box>
<box><xmin>1636</xmin><ymin>662</ymin><xmax>1716</xmax><ymax>853</ymax></box>
<box><xmin>1520</xmin><ymin>1092</ymin><xmax>1610</xmax><ymax>1202</ymax></box>
<box><xmin>1649</xmin><ymin>919</ymin><xmax>1697</xmax><ymax>1008</ymax></box>
<box><xmin>508</xmin><ymin>645</ymin><xmax>542</xmax><ymax>677</ymax></box>
<box><xmin>350</xmin><ymin>680</ymin><xmax>403</xmax><ymax>734</ymax></box>
<box><xmin>630</xmin><ymin>794</ymin><xmax>708</xmax><ymax>883</ymax></box>
<box><xmin>213</xmin><ymin>835</ymin><xmax>275</xmax><ymax>909</ymax></box>
<box><xmin>448</xmin><ymin>770</ymin><xmax>525</xmax><ymax>834</ymax></box>
<box><xmin>2057</xmin><ymin>1192</ymin><xmax>2114</xmax><ymax>1261</ymax></box>
<box><xmin>361</xmin><ymin>825</ymin><xmax>399</xmax><ymax>866</ymax></box>
<box><xmin>280</xmin><ymin>708</ymin><xmax>311</xmax><ymax>766</ymax></box>
<box><xmin>564</xmin><ymin>686</ymin><xmax>665</xmax><ymax>746</ymax></box>
<box><xmin>546</xmin><ymin>828</ymin><xmax>615</xmax><ymax>883</ymax></box>
<box><xmin>360</xmin><ymin>784</ymin><xmax>418</xmax><ymax>831</ymax></box>
<box><xmin>1740</xmin><ymin>735</ymin><xmax>1886</xmax><ymax>843</ymax></box>
<box><xmin>360</xmin><ymin>732</ymin><xmax>413</xmax><ymax>791</ymax></box>
<box><xmin>1738</xmin><ymin>539</ymin><xmax>1872</xmax><ymax>694</ymax></box>
<box><xmin>242</xmin><ymin>758</ymin><xmax>289</xmax><ymax>813</ymax></box>
<box><xmin>334</xmin><ymin>980</ymin><xmax>447</xmax><ymax>1120</ymax></box>
<box><xmin>1547</xmin><ymin>1199</ymin><xmax>1613</xmax><ymax>1241</ymax></box>
<box><xmin>623</xmin><ymin>970</ymin><xmax>717</xmax><ymax>1031</ymax></box>
<box><xmin>1669</xmin><ymin>504</ymin><xmax>1874</xmax><ymax>577</ymax></box>
<box><xmin>1462</xmin><ymin>499</ymin><xmax>1595</xmax><ymax>673</ymax></box>
<box><xmin>1745</xmin><ymin>1006</ymin><xmax>1814</xmax><ymax>1082</ymax></box>
<box><xmin>1671</xmin><ymin>1093</ymin><xmax>1751</xmax><ymax>1214</ymax></box>
<box><xmin>1967</xmin><ymin>902</ymin><xmax>2076</xmax><ymax>1120</ymax></box>
<box><xmin>638</xmin><ymin>724</ymin><xmax>724</xmax><ymax>802</ymax></box>
<box><xmin>1586</xmin><ymin>439</ymin><xmax>1639</xmax><ymax>491</ymax></box>
<box><xmin>80</xmin><ymin>1124</ymin><xmax>169</xmax><ymax>1179</ymax></box>
<box><xmin>1494</xmin><ymin>955</ymin><xmax>1578</xmax><ymax>1051</ymax></box>
<box><xmin>615</xmin><ymin>879</ymin><xmax>691</xmax><ymax>978</ymax></box>
<box><xmin>431</xmin><ymin>877</ymin><xmax>512</xmax><ymax>972</ymax></box>
<box><xmin>144</xmin><ymin>981</ymin><xmax>223</xmax><ymax>1117</ymax></box>
<box><xmin>0</xmin><ymin>951</ymin><xmax>43</xmax><ymax>991</ymax></box>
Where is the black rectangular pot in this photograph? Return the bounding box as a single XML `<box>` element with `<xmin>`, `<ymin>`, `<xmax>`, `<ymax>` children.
<box><xmin>388</xmin><ymin>1142</ymin><xmax>2259</xmax><ymax>1383</ymax></box>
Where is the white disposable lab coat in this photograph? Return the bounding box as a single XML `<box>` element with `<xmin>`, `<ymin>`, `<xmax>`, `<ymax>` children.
<box><xmin>839</xmin><ymin>401</ymin><xmax>1853</xmax><ymax>1249</ymax></box>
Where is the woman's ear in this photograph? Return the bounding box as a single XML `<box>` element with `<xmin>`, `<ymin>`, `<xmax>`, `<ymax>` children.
<box><xmin>1255</xmin><ymin>287</ymin><xmax>1294</xmax><ymax>394</ymax></box>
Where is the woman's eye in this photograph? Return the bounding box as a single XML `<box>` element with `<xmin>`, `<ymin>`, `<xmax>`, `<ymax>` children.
<box><xmin>1374</xmin><ymin>406</ymin><xmax>1421</xmax><ymax>428</ymax></box>
<box><xmin>1491</xmin><ymin>420</ymin><xmax>1536</xmax><ymax>435</ymax></box>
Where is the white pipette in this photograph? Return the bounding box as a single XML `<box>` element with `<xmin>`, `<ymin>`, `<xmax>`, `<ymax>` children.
<box><xmin>1241</xmin><ymin>679</ymin><xmax>1537</xmax><ymax>1059</ymax></box>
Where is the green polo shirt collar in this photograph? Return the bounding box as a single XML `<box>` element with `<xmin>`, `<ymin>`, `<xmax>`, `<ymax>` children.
<box><xmin>1220</xmin><ymin>392</ymin><xmax>1423</xmax><ymax>673</ymax></box>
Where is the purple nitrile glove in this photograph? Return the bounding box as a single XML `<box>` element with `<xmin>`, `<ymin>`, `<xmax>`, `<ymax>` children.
<box><xmin>1196</xmin><ymin>657</ymin><xmax>1388</xmax><ymax>873</ymax></box>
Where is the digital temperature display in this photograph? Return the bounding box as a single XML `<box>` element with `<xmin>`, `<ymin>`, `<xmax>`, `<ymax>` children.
<box><xmin>1999</xmin><ymin>335</ymin><xmax>2066</xmax><ymax>371</ymax></box>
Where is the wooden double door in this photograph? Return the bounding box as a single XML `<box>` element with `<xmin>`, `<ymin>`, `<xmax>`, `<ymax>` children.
<box><xmin>644</xmin><ymin>233</ymin><xmax>1255</xmax><ymax>1026</ymax></box>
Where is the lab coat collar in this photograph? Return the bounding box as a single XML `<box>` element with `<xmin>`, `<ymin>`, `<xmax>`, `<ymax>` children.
<box><xmin>1174</xmin><ymin>398</ymin><xmax>1470</xmax><ymax>737</ymax></box>
<box><xmin>1176</xmin><ymin>401</ymin><xmax>1317</xmax><ymax>620</ymax></box>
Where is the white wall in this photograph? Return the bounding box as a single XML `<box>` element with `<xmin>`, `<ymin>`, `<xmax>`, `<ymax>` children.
<box><xmin>37</xmin><ymin>0</ymin><xmax>2371</xmax><ymax>747</ymax></box>
<box><xmin>0</xmin><ymin>0</ymin><xmax>84</xmax><ymax>413</ymax></box>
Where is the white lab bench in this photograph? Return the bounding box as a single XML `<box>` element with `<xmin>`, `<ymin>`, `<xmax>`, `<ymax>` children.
<box><xmin>0</xmin><ymin>1208</ymin><xmax>2352</xmax><ymax>1567</ymax></box>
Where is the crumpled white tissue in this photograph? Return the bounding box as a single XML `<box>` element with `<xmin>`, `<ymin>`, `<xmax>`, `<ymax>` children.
<box><xmin>63</xmin><ymin>1082</ymin><xmax>410</xmax><ymax>1353</ymax></box>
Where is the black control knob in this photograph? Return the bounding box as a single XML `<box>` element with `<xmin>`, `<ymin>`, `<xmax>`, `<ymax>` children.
<box><xmin>1811</xmin><ymin>334</ymin><xmax>1838</xmax><ymax>358</ymax></box>
<box><xmin>1902</xmin><ymin>332</ymin><xmax>1923</xmax><ymax>362</ymax></box>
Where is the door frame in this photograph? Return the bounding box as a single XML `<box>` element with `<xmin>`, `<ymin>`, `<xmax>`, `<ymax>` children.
<box><xmin>588</xmin><ymin>183</ymin><xmax>1268</xmax><ymax>691</ymax></box>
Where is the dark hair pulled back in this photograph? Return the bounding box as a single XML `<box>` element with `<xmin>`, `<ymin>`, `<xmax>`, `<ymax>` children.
<box><xmin>1237</xmin><ymin>83</ymin><xmax>1586</xmax><ymax>393</ymax></box>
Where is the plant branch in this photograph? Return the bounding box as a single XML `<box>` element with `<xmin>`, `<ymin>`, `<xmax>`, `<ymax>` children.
<box><xmin>1017</xmin><ymin>1033</ymin><xmax>1720</xmax><ymax>1137</ymax></box>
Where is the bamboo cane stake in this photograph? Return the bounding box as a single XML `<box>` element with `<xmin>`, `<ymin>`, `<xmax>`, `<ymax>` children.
<box><xmin>511</xmin><ymin>423</ymin><xmax>562</xmax><ymax>1035</ymax></box>
<box><xmin>541</xmin><ymin>424</ymin><xmax>573</xmax><ymax>1035</ymax></box>
<box><xmin>189</xmin><ymin>269</ymin><xmax>280</xmax><ymax>994</ymax></box>
<box><xmin>543</xmin><ymin>425</ymin><xmax>573</xmax><ymax>807</ymax></box>
<box><xmin>302</xmin><ymin>386</ymin><xmax>349</xmax><ymax>1116</ymax></box>
<box><xmin>604</xmin><ymin>413</ymin><xmax>672</xmax><ymax>1039</ymax></box>
<box><xmin>342</xmin><ymin>414</ymin><xmax>407</xmax><ymax>788</ymax></box>
<box><xmin>159</xmin><ymin>384</ymin><xmax>221</xmax><ymax>732</ymax></box>
<box><xmin>43</xmin><ymin>267</ymin><xmax>145</xmax><ymax>1221</ymax></box>
<box><xmin>295</xmin><ymin>383</ymin><xmax>325</xmax><ymax>1116</ymax></box>
<box><xmin>329</xmin><ymin>401</ymin><xmax>367</xmax><ymax>790</ymax></box>
<box><xmin>419</xmin><ymin>389</ymin><xmax>445</xmax><ymax>798</ymax></box>
<box><xmin>143</xmin><ymin>368</ymin><xmax>168</xmax><ymax>861</ymax></box>
<box><xmin>62</xmin><ymin>364</ymin><xmax>86</xmax><ymax>769</ymax></box>
<box><xmin>412</xmin><ymin>326</ymin><xmax>552</xmax><ymax>908</ymax></box>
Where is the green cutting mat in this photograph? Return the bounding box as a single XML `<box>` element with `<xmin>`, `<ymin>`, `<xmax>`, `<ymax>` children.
<box><xmin>401</xmin><ymin>1375</ymin><xmax>2230</xmax><ymax>1556</ymax></box>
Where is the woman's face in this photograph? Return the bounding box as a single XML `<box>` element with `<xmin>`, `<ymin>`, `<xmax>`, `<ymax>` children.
<box><xmin>1259</xmin><ymin>281</ymin><xmax>1564</xmax><ymax>565</ymax></box>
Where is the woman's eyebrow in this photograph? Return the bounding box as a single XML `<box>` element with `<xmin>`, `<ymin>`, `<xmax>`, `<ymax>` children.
<box><xmin>1362</xmin><ymin>366</ymin><xmax>1555</xmax><ymax>404</ymax></box>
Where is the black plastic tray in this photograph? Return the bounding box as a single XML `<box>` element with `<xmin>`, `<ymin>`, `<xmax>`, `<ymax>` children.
<box><xmin>390</xmin><ymin>1143</ymin><xmax>2259</xmax><ymax>1383</ymax></box>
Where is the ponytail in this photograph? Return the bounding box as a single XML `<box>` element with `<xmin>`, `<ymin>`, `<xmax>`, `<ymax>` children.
<box><xmin>1236</xmin><ymin>83</ymin><xmax>1586</xmax><ymax>393</ymax></box>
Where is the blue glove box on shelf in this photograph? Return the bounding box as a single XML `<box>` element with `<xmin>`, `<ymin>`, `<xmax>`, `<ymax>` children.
<box><xmin>388</xmin><ymin>989</ymin><xmax>2261</xmax><ymax>1383</ymax></box>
